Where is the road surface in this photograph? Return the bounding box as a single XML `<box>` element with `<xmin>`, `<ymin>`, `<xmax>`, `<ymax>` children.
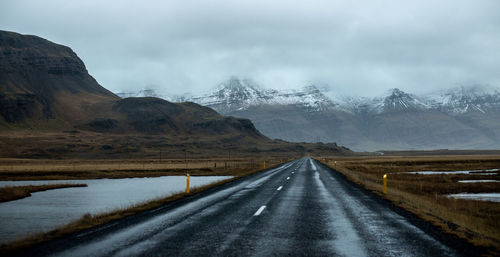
<box><xmin>23</xmin><ymin>158</ymin><xmax>476</xmax><ymax>257</ymax></box>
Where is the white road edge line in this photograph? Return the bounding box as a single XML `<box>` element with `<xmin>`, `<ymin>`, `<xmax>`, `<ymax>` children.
<box><xmin>277</xmin><ymin>186</ymin><xmax>283</xmax><ymax>191</ymax></box>
<box><xmin>254</xmin><ymin>205</ymin><xmax>266</xmax><ymax>216</ymax></box>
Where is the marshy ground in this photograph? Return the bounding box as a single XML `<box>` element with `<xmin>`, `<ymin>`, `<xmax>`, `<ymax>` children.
<box><xmin>0</xmin><ymin>157</ymin><xmax>288</xmax><ymax>253</ymax></box>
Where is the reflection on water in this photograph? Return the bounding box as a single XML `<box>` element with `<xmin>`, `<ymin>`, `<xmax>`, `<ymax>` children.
<box><xmin>0</xmin><ymin>176</ymin><xmax>232</xmax><ymax>244</ymax></box>
<box><xmin>407</xmin><ymin>169</ymin><xmax>499</xmax><ymax>175</ymax></box>
<box><xmin>447</xmin><ymin>193</ymin><xmax>500</xmax><ymax>202</ymax></box>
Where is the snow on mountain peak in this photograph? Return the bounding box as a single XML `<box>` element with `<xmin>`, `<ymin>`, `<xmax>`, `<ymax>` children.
<box><xmin>114</xmin><ymin>79</ymin><xmax>500</xmax><ymax>116</ymax></box>
<box><xmin>179</xmin><ymin>78</ymin><xmax>335</xmax><ymax>113</ymax></box>
<box><xmin>426</xmin><ymin>85</ymin><xmax>500</xmax><ymax>114</ymax></box>
<box><xmin>381</xmin><ymin>88</ymin><xmax>429</xmax><ymax>112</ymax></box>
<box><xmin>185</xmin><ymin>77</ymin><xmax>274</xmax><ymax>112</ymax></box>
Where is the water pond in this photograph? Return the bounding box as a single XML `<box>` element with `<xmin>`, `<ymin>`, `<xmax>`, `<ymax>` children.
<box><xmin>406</xmin><ymin>168</ymin><xmax>499</xmax><ymax>175</ymax></box>
<box><xmin>447</xmin><ymin>193</ymin><xmax>500</xmax><ymax>202</ymax></box>
<box><xmin>0</xmin><ymin>176</ymin><xmax>232</xmax><ymax>244</ymax></box>
<box><xmin>457</xmin><ymin>180</ymin><xmax>499</xmax><ymax>183</ymax></box>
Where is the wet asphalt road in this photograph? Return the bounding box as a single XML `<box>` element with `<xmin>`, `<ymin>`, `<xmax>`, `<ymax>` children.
<box><xmin>27</xmin><ymin>158</ymin><xmax>472</xmax><ymax>257</ymax></box>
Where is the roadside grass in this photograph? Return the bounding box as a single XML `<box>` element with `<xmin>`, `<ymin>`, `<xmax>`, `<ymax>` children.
<box><xmin>316</xmin><ymin>156</ymin><xmax>500</xmax><ymax>254</ymax></box>
<box><xmin>0</xmin><ymin>184</ymin><xmax>87</xmax><ymax>202</ymax></box>
<box><xmin>0</xmin><ymin>160</ymin><xmax>285</xmax><ymax>255</ymax></box>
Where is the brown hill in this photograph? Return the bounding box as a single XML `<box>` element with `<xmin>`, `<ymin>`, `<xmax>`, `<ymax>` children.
<box><xmin>77</xmin><ymin>97</ymin><xmax>265</xmax><ymax>138</ymax></box>
<box><xmin>0</xmin><ymin>30</ymin><xmax>350</xmax><ymax>158</ymax></box>
<box><xmin>0</xmin><ymin>30</ymin><xmax>118</xmax><ymax>129</ymax></box>
<box><xmin>0</xmin><ymin>30</ymin><xmax>265</xmax><ymax>138</ymax></box>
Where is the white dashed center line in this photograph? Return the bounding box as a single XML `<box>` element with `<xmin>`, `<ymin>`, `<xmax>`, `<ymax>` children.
<box><xmin>287</xmin><ymin>177</ymin><xmax>290</xmax><ymax>180</ymax></box>
<box><xmin>277</xmin><ymin>186</ymin><xmax>283</xmax><ymax>191</ymax></box>
<box><xmin>254</xmin><ymin>206</ymin><xmax>266</xmax><ymax>216</ymax></box>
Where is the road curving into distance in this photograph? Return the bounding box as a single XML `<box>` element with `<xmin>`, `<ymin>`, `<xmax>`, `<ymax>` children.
<box><xmin>21</xmin><ymin>158</ymin><xmax>478</xmax><ymax>257</ymax></box>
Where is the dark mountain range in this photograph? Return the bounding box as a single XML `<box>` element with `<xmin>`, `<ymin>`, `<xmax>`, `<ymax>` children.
<box><xmin>0</xmin><ymin>30</ymin><xmax>264</xmax><ymax>137</ymax></box>
<box><xmin>0</xmin><ymin>31</ymin><xmax>349</xmax><ymax>158</ymax></box>
<box><xmin>178</xmin><ymin>78</ymin><xmax>500</xmax><ymax>151</ymax></box>
<box><xmin>0</xmin><ymin>30</ymin><xmax>118</xmax><ymax>128</ymax></box>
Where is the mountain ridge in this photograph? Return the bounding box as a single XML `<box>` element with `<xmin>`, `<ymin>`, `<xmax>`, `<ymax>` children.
<box><xmin>0</xmin><ymin>31</ymin><xmax>268</xmax><ymax>139</ymax></box>
<box><xmin>0</xmin><ymin>31</ymin><xmax>351</xmax><ymax>158</ymax></box>
<box><xmin>156</xmin><ymin>78</ymin><xmax>500</xmax><ymax>151</ymax></box>
<box><xmin>0</xmin><ymin>30</ymin><xmax>119</xmax><ymax>127</ymax></box>
<box><xmin>171</xmin><ymin>79</ymin><xmax>500</xmax><ymax>116</ymax></box>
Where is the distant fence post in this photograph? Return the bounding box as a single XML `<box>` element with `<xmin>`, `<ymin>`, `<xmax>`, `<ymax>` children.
<box><xmin>186</xmin><ymin>173</ymin><xmax>190</xmax><ymax>194</ymax></box>
<box><xmin>383</xmin><ymin>174</ymin><xmax>387</xmax><ymax>194</ymax></box>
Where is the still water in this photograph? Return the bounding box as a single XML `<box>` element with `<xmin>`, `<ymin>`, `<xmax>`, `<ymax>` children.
<box><xmin>0</xmin><ymin>176</ymin><xmax>232</xmax><ymax>244</ymax></box>
<box><xmin>447</xmin><ymin>192</ymin><xmax>500</xmax><ymax>202</ymax></box>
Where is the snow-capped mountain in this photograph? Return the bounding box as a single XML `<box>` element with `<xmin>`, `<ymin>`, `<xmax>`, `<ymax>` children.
<box><xmin>379</xmin><ymin>88</ymin><xmax>430</xmax><ymax>112</ymax></box>
<box><xmin>114</xmin><ymin>78</ymin><xmax>500</xmax><ymax>151</ymax></box>
<box><xmin>338</xmin><ymin>89</ymin><xmax>430</xmax><ymax>114</ymax></box>
<box><xmin>426</xmin><ymin>86</ymin><xmax>500</xmax><ymax>114</ymax></box>
<box><xmin>336</xmin><ymin>87</ymin><xmax>500</xmax><ymax>115</ymax></box>
<box><xmin>177</xmin><ymin>77</ymin><xmax>336</xmax><ymax>113</ymax></box>
<box><xmin>176</xmin><ymin>78</ymin><xmax>500</xmax><ymax>151</ymax></box>
<box><xmin>116</xmin><ymin>80</ymin><xmax>500</xmax><ymax>116</ymax></box>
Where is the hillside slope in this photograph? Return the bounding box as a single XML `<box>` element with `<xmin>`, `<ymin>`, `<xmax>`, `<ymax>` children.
<box><xmin>0</xmin><ymin>30</ymin><xmax>119</xmax><ymax>129</ymax></box>
<box><xmin>0</xmin><ymin>31</ymin><xmax>265</xmax><ymax>138</ymax></box>
<box><xmin>0</xmin><ymin>31</ymin><xmax>350</xmax><ymax>158</ymax></box>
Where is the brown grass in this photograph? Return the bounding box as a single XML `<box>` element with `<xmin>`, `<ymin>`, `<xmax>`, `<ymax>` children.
<box><xmin>0</xmin><ymin>158</ymin><xmax>290</xmax><ymax>180</ymax></box>
<box><xmin>0</xmin><ymin>161</ymin><xmax>285</xmax><ymax>255</ymax></box>
<box><xmin>0</xmin><ymin>184</ymin><xmax>87</xmax><ymax>202</ymax></box>
<box><xmin>315</xmin><ymin>156</ymin><xmax>500</xmax><ymax>253</ymax></box>
<box><xmin>0</xmin><ymin>130</ymin><xmax>346</xmax><ymax>160</ymax></box>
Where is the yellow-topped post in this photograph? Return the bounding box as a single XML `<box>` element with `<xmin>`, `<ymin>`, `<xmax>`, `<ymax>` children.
<box><xmin>383</xmin><ymin>174</ymin><xmax>387</xmax><ymax>194</ymax></box>
<box><xmin>334</xmin><ymin>161</ymin><xmax>337</xmax><ymax>169</ymax></box>
<box><xmin>263</xmin><ymin>161</ymin><xmax>266</xmax><ymax>169</ymax></box>
<box><xmin>186</xmin><ymin>173</ymin><xmax>190</xmax><ymax>194</ymax></box>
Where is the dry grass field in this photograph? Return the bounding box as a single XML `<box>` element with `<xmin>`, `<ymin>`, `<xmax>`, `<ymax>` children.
<box><xmin>0</xmin><ymin>131</ymin><xmax>347</xmax><ymax>160</ymax></box>
<box><xmin>316</xmin><ymin>155</ymin><xmax>500</xmax><ymax>253</ymax></box>
<box><xmin>0</xmin><ymin>157</ymin><xmax>290</xmax><ymax>180</ymax></box>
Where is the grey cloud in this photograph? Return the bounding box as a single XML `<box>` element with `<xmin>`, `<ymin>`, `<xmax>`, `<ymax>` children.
<box><xmin>1</xmin><ymin>0</ymin><xmax>499</xmax><ymax>97</ymax></box>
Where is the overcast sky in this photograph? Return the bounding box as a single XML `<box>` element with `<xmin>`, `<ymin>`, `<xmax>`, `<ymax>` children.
<box><xmin>1</xmin><ymin>0</ymin><xmax>500</xmax><ymax>97</ymax></box>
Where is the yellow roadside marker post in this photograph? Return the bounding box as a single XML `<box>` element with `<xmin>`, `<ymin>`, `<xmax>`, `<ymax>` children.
<box><xmin>334</xmin><ymin>161</ymin><xmax>337</xmax><ymax>169</ymax></box>
<box><xmin>263</xmin><ymin>161</ymin><xmax>266</xmax><ymax>169</ymax></box>
<box><xmin>186</xmin><ymin>173</ymin><xmax>190</xmax><ymax>194</ymax></box>
<box><xmin>383</xmin><ymin>174</ymin><xmax>387</xmax><ymax>194</ymax></box>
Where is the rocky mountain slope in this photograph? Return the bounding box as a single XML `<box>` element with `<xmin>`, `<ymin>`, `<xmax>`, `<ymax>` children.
<box><xmin>177</xmin><ymin>77</ymin><xmax>336</xmax><ymax>113</ymax></box>
<box><xmin>0</xmin><ymin>30</ymin><xmax>119</xmax><ymax>128</ymax></box>
<box><xmin>177</xmin><ymin>78</ymin><xmax>500</xmax><ymax>151</ymax></box>
<box><xmin>0</xmin><ymin>31</ymin><xmax>350</xmax><ymax>158</ymax></box>
<box><xmin>0</xmin><ymin>31</ymin><xmax>261</xmax><ymax>137</ymax></box>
